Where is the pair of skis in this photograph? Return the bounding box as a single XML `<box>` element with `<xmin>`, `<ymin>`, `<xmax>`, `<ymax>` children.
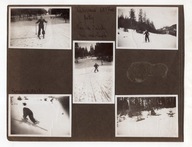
<box><xmin>13</xmin><ymin>118</ymin><xmax>48</xmax><ymax>132</ymax></box>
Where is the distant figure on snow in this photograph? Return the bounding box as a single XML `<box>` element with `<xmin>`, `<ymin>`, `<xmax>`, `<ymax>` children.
<box><xmin>36</xmin><ymin>16</ymin><xmax>47</xmax><ymax>39</ymax></box>
<box><xmin>144</xmin><ymin>30</ymin><xmax>150</xmax><ymax>42</ymax></box>
<box><xmin>22</xmin><ymin>103</ymin><xmax>39</xmax><ymax>124</ymax></box>
<box><xmin>94</xmin><ymin>63</ymin><xmax>99</xmax><ymax>73</ymax></box>
<box><xmin>101</xmin><ymin>59</ymin><xmax>103</xmax><ymax>65</ymax></box>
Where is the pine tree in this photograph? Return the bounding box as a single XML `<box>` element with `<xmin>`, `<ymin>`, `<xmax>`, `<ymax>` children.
<box><xmin>143</xmin><ymin>12</ymin><xmax>146</xmax><ymax>24</ymax></box>
<box><xmin>129</xmin><ymin>9</ymin><xmax>136</xmax><ymax>29</ymax></box>
<box><xmin>138</xmin><ymin>9</ymin><xmax>143</xmax><ymax>23</ymax></box>
<box><xmin>118</xmin><ymin>13</ymin><xmax>125</xmax><ymax>29</ymax></box>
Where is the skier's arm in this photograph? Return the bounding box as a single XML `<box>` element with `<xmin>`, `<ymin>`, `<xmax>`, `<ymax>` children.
<box><xmin>44</xmin><ymin>19</ymin><xmax>48</xmax><ymax>23</ymax></box>
<box><xmin>36</xmin><ymin>19</ymin><xmax>40</xmax><ymax>24</ymax></box>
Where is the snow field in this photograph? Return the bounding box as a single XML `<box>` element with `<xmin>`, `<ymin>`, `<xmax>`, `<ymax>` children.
<box><xmin>117</xmin><ymin>28</ymin><xmax>177</xmax><ymax>49</ymax></box>
<box><xmin>116</xmin><ymin>108</ymin><xmax>178</xmax><ymax>137</ymax></box>
<box><xmin>10</xmin><ymin>16</ymin><xmax>70</xmax><ymax>49</ymax></box>
<box><xmin>74</xmin><ymin>58</ymin><xmax>114</xmax><ymax>103</ymax></box>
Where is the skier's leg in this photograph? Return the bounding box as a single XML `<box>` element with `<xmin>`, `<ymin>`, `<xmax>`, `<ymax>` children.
<box><xmin>23</xmin><ymin>108</ymin><xmax>28</xmax><ymax>120</ymax></box>
<box><xmin>29</xmin><ymin>113</ymin><xmax>37</xmax><ymax>124</ymax></box>
<box><xmin>42</xmin><ymin>26</ymin><xmax>45</xmax><ymax>39</ymax></box>
<box><xmin>38</xmin><ymin>26</ymin><xmax>41</xmax><ymax>38</ymax></box>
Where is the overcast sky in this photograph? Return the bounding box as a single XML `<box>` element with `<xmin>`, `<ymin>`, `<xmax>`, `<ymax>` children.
<box><xmin>118</xmin><ymin>7</ymin><xmax>178</xmax><ymax>29</ymax></box>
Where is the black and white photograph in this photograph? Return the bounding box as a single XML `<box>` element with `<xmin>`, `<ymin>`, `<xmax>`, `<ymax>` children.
<box><xmin>8</xmin><ymin>6</ymin><xmax>71</xmax><ymax>49</ymax></box>
<box><xmin>8</xmin><ymin>94</ymin><xmax>71</xmax><ymax>137</ymax></box>
<box><xmin>73</xmin><ymin>41</ymin><xmax>115</xmax><ymax>103</ymax></box>
<box><xmin>117</xmin><ymin>7</ymin><xmax>178</xmax><ymax>49</ymax></box>
<box><xmin>116</xmin><ymin>95</ymin><xmax>178</xmax><ymax>137</ymax></box>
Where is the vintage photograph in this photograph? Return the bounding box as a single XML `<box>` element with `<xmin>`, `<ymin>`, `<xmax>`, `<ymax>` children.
<box><xmin>8</xmin><ymin>6</ymin><xmax>71</xmax><ymax>49</ymax></box>
<box><xmin>73</xmin><ymin>41</ymin><xmax>115</xmax><ymax>103</ymax></box>
<box><xmin>116</xmin><ymin>95</ymin><xmax>178</xmax><ymax>137</ymax></box>
<box><xmin>117</xmin><ymin>7</ymin><xmax>178</xmax><ymax>49</ymax></box>
<box><xmin>8</xmin><ymin>94</ymin><xmax>71</xmax><ymax>137</ymax></box>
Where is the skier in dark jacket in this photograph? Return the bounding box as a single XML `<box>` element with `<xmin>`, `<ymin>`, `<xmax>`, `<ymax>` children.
<box><xmin>94</xmin><ymin>63</ymin><xmax>99</xmax><ymax>73</ymax></box>
<box><xmin>144</xmin><ymin>30</ymin><xmax>150</xmax><ymax>42</ymax></box>
<box><xmin>36</xmin><ymin>16</ymin><xmax>47</xmax><ymax>39</ymax></box>
<box><xmin>22</xmin><ymin>103</ymin><xmax>38</xmax><ymax>124</ymax></box>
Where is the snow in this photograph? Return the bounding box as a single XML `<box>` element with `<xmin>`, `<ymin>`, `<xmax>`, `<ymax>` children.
<box><xmin>9</xmin><ymin>95</ymin><xmax>71</xmax><ymax>137</ymax></box>
<box><xmin>9</xmin><ymin>16</ymin><xmax>71</xmax><ymax>49</ymax></box>
<box><xmin>116</xmin><ymin>108</ymin><xmax>178</xmax><ymax>137</ymax></box>
<box><xmin>117</xmin><ymin>28</ymin><xmax>177</xmax><ymax>49</ymax></box>
<box><xmin>73</xmin><ymin>57</ymin><xmax>114</xmax><ymax>103</ymax></box>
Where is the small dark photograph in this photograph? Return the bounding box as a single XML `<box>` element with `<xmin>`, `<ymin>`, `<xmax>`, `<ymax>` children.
<box><xmin>9</xmin><ymin>7</ymin><xmax>71</xmax><ymax>49</ymax></box>
<box><xmin>116</xmin><ymin>95</ymin><xmax>178</xmax><ymax>137</ymax></box>
<box><xmin>73</xmin><ymin>41</ymin><xmax>115</xmax><ymax>103</ymax></box>
<box><xmin>9</xmin><ymin>94</ymin><xmax>71</xmax><ymax>137</ymax></box>
<box><xmin>117</xmin><ymin>7</ymin><xmax>178</xmax><ymax>49</ymax></box>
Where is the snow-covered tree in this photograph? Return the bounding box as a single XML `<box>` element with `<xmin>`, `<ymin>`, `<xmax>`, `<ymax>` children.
<box><xmin>138</xmin><ymin>9</ymin><xmax>143</xmax><ymax>23</ymax></box>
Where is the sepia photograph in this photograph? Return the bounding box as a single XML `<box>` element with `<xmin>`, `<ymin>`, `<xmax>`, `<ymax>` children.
<box><xmin>73</xmin><ymin>41</ymin><xmax>115</xmax><ymax>103</ymax></box>
<box><xmin>117</xmin><ymin>7</ymin><xmax>178</xmax><ymax>49</ymax></box>
<box><xmin>8</xmin><ymin>94</ymin><xmax>71</xmax><ymax>137</ymax></box>
<box><xmin>8</xmin><ymin>6</ymin><xmax>71</xmax><ymax>49</ymax></box>
<box><xmin>115</xmin><ymin>95</ymin><xmax>178</xmax><ymax>137</ymax></box>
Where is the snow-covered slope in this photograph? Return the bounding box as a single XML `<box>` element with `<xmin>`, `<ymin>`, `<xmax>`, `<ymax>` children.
<box><xmin>116</xmin><ymin>108</ymin><xmax>178</xmax><ymax>137</ymax></box>
<box><xmin>74</xmin><ymin>57</ymin><xmax>114</xmax><ymax>103</ymax></box>
<box><xmin>10</xmin><ymin>16</ymin><xmax>70</xmax><ymax>49</ymax></box>
<box><xmin>117</xmin><ymin>28</ymin><xmax>177</xmax><ymax>49</ymax></box>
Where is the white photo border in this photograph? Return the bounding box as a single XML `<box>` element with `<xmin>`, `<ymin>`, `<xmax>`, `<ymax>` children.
<box><xmin>116</xmin><ymin>6</ymin><xmax>179</xmax><ymax>50</ymax></box>
<box><xmin>115</xmin><ymin>94</ymin><xmax>179</xmax><ymax>137</ymax></box>
<box><xmin>8</xmin><ymin>6</ymin><xmax>72</xmax><ymax>50</ymax></box>
<box><xmin>8</xmin><ymin>94</ymin><xmax>72</xmax><ymax>137</ymax></box>
<box><xmin>73</xmin><ymin>40</ymin><xmax>115</xmax><ymax>104</ymax></box>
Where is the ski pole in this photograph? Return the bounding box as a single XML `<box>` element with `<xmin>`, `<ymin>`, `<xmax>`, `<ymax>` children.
<box><xmin>35</xmin><ymin>24</ymin><xmax>37</xmax><ymax>35</ymax></box>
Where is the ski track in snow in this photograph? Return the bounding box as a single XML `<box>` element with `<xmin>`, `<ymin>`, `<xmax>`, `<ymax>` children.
<box><xmin>74</xmin><ymin>58</ymin><xmax>113</xmax><ymax>103</ymax></box>
<box><xmin>117</xmin><ymin>28</ymin><xmax>177</xmax><ymax>49</ymax></box>
<box><xmin>117</xmin><ymin>108</ymin><xmax>178</xmax><ymax>137</ymax></box>
<box><xmin>10</xmin><ymin>96</ymin><xmax>70</xmax><ymax>136</ymax></box>
<box><xmin>10</xmin><ymin>17</ymin><xmax>70</xmax><ymax>49</ymax></box>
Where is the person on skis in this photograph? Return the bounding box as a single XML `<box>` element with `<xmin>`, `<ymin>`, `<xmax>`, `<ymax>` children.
<box><xmin>144</xmin><ymin>30</ymin><xmax>150</xmax><ymax>42</ymax></box>
<box><xmin>36</xmin><ymin>16</ymin><xmax>47</xmax><ymax>39</ymax></box>
<box><xmin>22</xmin><ymin>103</ymin><xmax>39</xmax><ymax>124</ymax></box>
<box><xmin>94</xmin><ymin>63</ymin><xmax>99</xmax><ymax>73</ymax></box>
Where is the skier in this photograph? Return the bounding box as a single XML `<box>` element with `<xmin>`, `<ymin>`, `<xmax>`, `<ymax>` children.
<box><xmin>22</xmin><ymin>103</ymin><xmax>39</xmax><ymax>124</ymax></box>
<box><xmin>144</xmin><ymin>30</ymin><xmax>150</xmax><ymax>42</ymax></box>
<box><xmin>94</xmin><ymin>63</ymin><xmax>99</xmax><ymax>73</ymax></box>
<box><xmin>101</xmin><ymin>59</ymin><xmax>103</xmax><ymax>65</ymax></box>
<box><xmin>36</xmin><ymin>16</ymin><xmax>47</xmax><ymax>39</ymax></box>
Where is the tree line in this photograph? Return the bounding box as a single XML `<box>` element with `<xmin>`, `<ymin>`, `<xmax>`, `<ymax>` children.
<box><xmin>48</xmin><ymin>9</ymin><xmax>69</xmax><ymax>20</ymax></box>
<box><xmin>118</xmin><ymin>8</ymin><xmax>156</xmax><ymax>33</ymax></box>
<box><xmin>11</xmin><ymin>8</ymin><xmax>47</xmax><ymax>21</ymax></box>
<box><xmin>11</xmin><ymin>8</ymin><xmax>69</xmax><ymax>22</ymax></box>
<box><xmin>75</xmin><ymin>43</ymin><xmax>113</xmax><ymax>63</ymax></box>
<box><xmin>117</xmin><ymin>97</ymin><xmax>176</xmax><ymax>117</ymax></box>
